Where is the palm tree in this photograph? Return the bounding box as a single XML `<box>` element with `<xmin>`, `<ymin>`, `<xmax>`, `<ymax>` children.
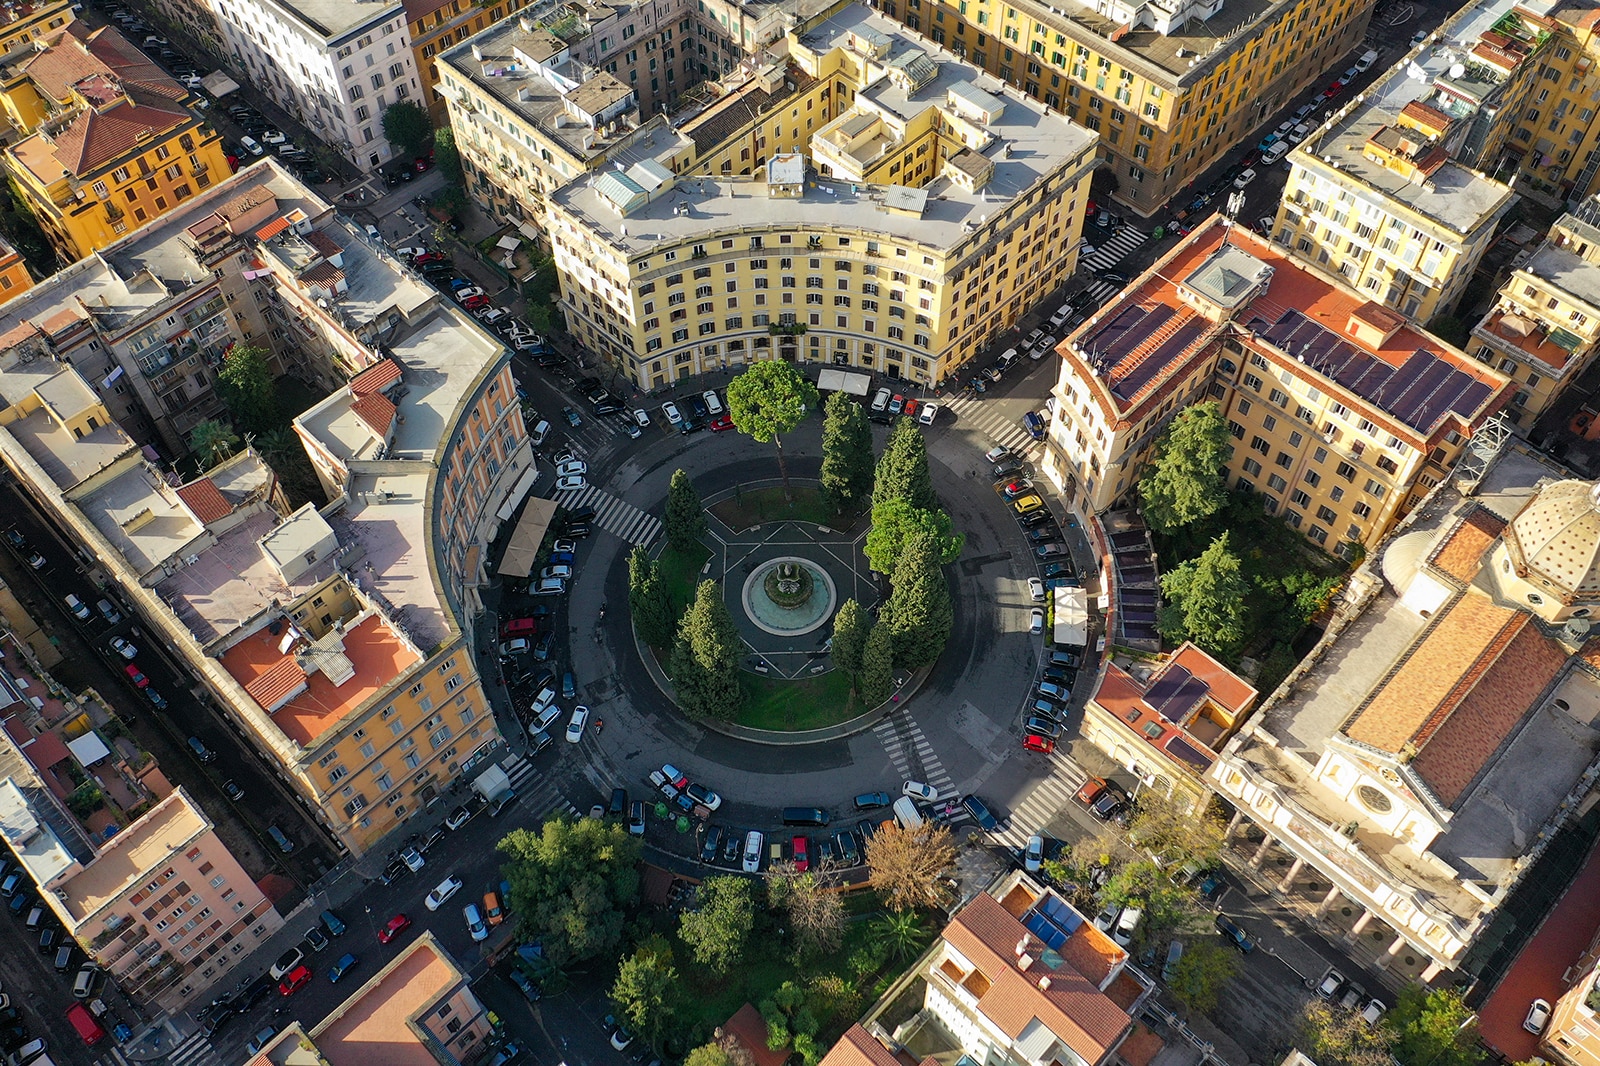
<box><xmin>189</xmin><ymin>419</ymin><xmax>240</xmax><ymax>469</ymax></box>
<box><xmin>870</xmin><ymin>910</ymin><xmax>928</xmax><ymax>962</ymax></box>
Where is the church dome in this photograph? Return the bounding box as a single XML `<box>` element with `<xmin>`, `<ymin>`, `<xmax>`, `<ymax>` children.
<box><xmin>1504</xmin><ymin>480</ymin><xmax>1600</xmax><ymax>604</ymax></box>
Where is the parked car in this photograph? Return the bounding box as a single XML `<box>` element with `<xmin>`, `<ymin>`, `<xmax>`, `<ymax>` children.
<box><xmin>1215</xmin><ymin>914</ymin><xmax>1254</xmax><ymax>953</ymax></box>
<box><xmin>377</xmin><ymin>913</ymin><xmax>412</xmax><ymax>944</ymax></box>
<box><xmin>566</xmin><ymin>704</ymin><xmax>590</xmax><ymax>742</ymax></box>
<box><xmin>1526</xmin><ymin>999</ymin><xmax>1552</xmax><ymax>1035</ymax></box>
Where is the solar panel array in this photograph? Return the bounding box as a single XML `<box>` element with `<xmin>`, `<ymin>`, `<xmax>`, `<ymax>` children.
<box><xmin>1145</xmin><ymin>664</ymin><xmax>1210</xmax><ymax>723</ymax></box>
<box><xmin>1112</xmin><ymin>319</ymin><xmax>1209</xmax><ymax>402</ymax></box>
<box><xmin>1165</xmin><ymin>737</ymin><xmax>1213</xmax><ymax>769</ymax></box>
<box><xmin>1253</xmin><ymin>309</ymin><xmax>1495</xmax><ymax>431</ymax></box>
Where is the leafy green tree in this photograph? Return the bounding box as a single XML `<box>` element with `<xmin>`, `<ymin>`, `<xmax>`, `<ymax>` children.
<box><xmin>612</xmin><ymin>936</ymin><xmax>680</xmax><ymax>1050</ymax></box>
<box><xmin>665</xmin><ymin>468</ymin><xmax>707</xmax><ymax>553</ymax></box>
<box><xmin>864</xmin><ymin>499</ymin><xmax>964</xmax><ymax>574</ymax></box>
<box><xmin>726</xmin><ymin>362</ymin><xmax>819</xmax><ymax>499</ymax></box>
<box><xmin>1138</xmin><ymin>402</ymin><xmax>1230</xmax><ymax>535</ymax></box>
<box><xmin>628</xmin><ymin>546</ymin><xmax>677</xmax><ymax>649</ymax></box>
<box><xmin>1167</xmin><ymin>941</ymin><xmax>1237</xmax><ymax>1013</ymax></box>
<box><xmin>819</xmin><ymin>391</ymin><xmax>874</xmax><ymax>514</ymax></box>
<box><xmin>685</xmin><ymin>1034</ymin><xmax>753</xmax><ymax>1066</ymax></box>
<box><xmin>520</xmin><ymin>249</ymin><xmax>561</xmax><ymax>332</ymax></box>
<box><xmin>189</xmin><ymin>419</ymin><xmax>240</xmax><ymax>469</ymax></box>
<box><xmin>874</xmin><ymin>416</ymin><xmax>937</xmax><ymax>511</ymax></box>
<box><xmin>1385</xmin><ymin>985</ymin><xmax>1484</xmax><ymax>1066</ymax></box>
<box><xmin>1297</xmin><ymin>1000</ymin><xmax>1397</xmax><ymax>1066</ymax></box>
<box><xmin>830</xmin><ymin>599</ymin><xmax>870</xmax><ymax>678</ymax></box>
<box><xmin>433</xmin><ymin>126</ymin><xmax>462</xmax><ymax>184</ymax></box>
<box><xmin>1126</xmin><ymin>792</ymin><xmax>1227</xmax><ymax>867</ymax></box>
<box><xmin>884</xmin><ymin>533</ymin><xmax>953</xmax><ymax>669</ymax></box>
<box><xmin>380</xmin><ymin>100</ymin><xmax>434</xmax><ymax>157</ymax></box>
<box><xmin>1280</xmin><ymin>570</ymin><xmax>1343</xmax><ymax>626</ymax></box>
<box><xmin>858</xmin><ymin>616</ymin><xmax>895</xmax><ymax>707</ymax></box>
<box><xmin>255</xmin><ymin>426</ymin><xmax>325</xmax><ymax>508</ymax></box>
<box><xmin>678</xmin><ymin>875</ymin><xmax>755</xmax><ymax>976</ymax></box>
<box><xmin>669</xmin><ymin>580</ymin><xmax>744</xmax><ymax>719</ymax></box>
<box><xmin>498</xmin><ymin>816</ymin><xmax>642</xmax><ymax>965</ymax></box>
<box><xmin>1159</xmin><ymin>532</ymin><xmax>1250</xmax><ymax>663</ymax></box>
<box><xmin>216</xmin><ymin>343</ymin><xmax>278</xmax><ymax>436</ymax></box>
<box><xmin>1099</xmin><ymin>860</ymin><xmax>1206</xmax><ymax>945</ymax></box>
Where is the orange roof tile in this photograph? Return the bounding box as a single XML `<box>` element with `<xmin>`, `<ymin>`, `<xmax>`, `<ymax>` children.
<box><xmin>1118</xmin><ymin>1024</ymin><xmax>1164</xmax><ymax>1066</ymax></box>
<box><xmin>1411</xmin><ymin>623</ymin><xmax>1568</xmax><ymax>805</ymax></box>
<box><xmin>1347</xmin><ymin>594</ymin><xmax>1522</xmax><ymax>750</ymax></box>
<box><xmin>351</xmin><ymin>393</ymin><xmax>396</xmax><ymax>437</ymax></box>
<box><xmin>50</xmin><ymin>96</ymin><xmax>192</xmax><ymax>175</ymax></box>
<box><xmin>221</xmin><ymin>615</ymin><xmax>421</xmax><ymax>746</ymax></box>
<box><xmin>244</xmin><ymin>656</ymin><xmax>308</xmax><ymax>713</ymax></box>
<box><xmin>255</xmin><ymin>216</ymin><xmax>291</xmax><ymax>241</ymax></box>
<box><xmin>301</xmin><ymin>262</ymin><xmax>345</xmax><ymax>288</ymax></box>
<box><xmin>350</xmin><ymin>358</ymin><xmax>403</xmax><ymax>396</ymax></box>
<box><xmin>944</xmin><ymin>893</ymin><xmax>1131</xmax><ymax>1064</ymax></box>
<box><xmin>306</xmin><ymin>230</ymin><xmax>342</xmax><ymax>258</ymax></box>
<box><xmin>1168</xmin><ymin>643</ymin><xmax>1257</xmax><ymax>713</ymax></box>
<box><xmin>38</xmin><ymin>307</ymin><xmax>83</xmax><ymax>335</ymax></box>
<box><xmin>820</xmin><ymin>1027</ymin><xmax>903</xmax><ymax>1066</ymax></box>
<box><xmin>1430</xmin><ymin>507</ymin><xmax>1506</xmax><ymax>585</ymax></box>
<box><xmin>176</xmin><ymin>478</ymin><xmax>232</xmax><ymax>524</ymax></box>
<box><xmin>726</xmin><ymin>1004</ymin><xmax>792</xmax><ymax>1066</ymax></box>
<box><xmin>314</xmin><ymin>939</ymin><xmax>467</xmax><ymax>1066</ymax></box>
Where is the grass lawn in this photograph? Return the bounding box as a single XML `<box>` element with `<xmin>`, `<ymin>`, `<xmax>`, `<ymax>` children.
<box><xmin>655</xmin><ymin>542</ymin><xmax>713</xmax><ymax>618</ymax></box>
<box><xmin>683</xmin><ymin>951</ymin><xmax>798</xmax><ymax>1037</ymax></box>
<box><xmin>736</xmin><ymin>669</ymin><xmax>861</xmax><ymax>731</ymax></box>
<box><xmin>711</xmin><ymin>486</ymin><xmax>859</xmax><ymax>532</ymax></box>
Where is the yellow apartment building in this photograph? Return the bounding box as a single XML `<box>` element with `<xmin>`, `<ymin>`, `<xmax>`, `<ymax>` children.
<box><xmin>1469</xmin><ymin>195</ymin><xmax>1600</xmax><ymax>432</ymax></box>
<box><xmin>1545</xmin><ymin>920</ymin><xmax>1600</xmax><ymax>1066</ymax></box>
<box><xmin>41</xmin><ymin>788</ymin><xmax>283</xmax><ymax>1013</ymax></box>
<box><xmin>1046</xmin><ymin>216</ymin><xmax>1510</xmax><ymax>556</ymax></box>
<box><xmin>0</xmin><ymin>236</ymin><xmax>33</xmax><ymax>300</ymax></box>
<box><xmin>0</xmin><ymin>164</ymin><xmax>529</xmax><ymax>856</ymax></box>
<box><xmin>871</xmin><ymin>0</ymin><xmax>1375</xmax><ymax>217</ymax></box>
<box><xmin>537</xmin><ymin>4</ymin><xmax>1099</xmax><ymax>389</ymax></box>
<box><xmin>0</xmin><ymin>0</ymin><xmax>73</xmax><ymax>57</ymax></box>
<box><xmin>0</xmin><ymin>23</ymin><xmax>228</xmax><ymax>260</ymax></box>
<box><xmin>1271</xmin><ymin>0</ymin><xmax>1518</xmax><ymax>325</ymax></box>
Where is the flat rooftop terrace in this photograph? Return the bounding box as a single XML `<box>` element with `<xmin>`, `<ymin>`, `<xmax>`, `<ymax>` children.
<box><xmin>220</xmin><ymin>612</ymin><xmax>421</xmax><ymax>747</ymax></box>
<box><xmin>335</xmin><ymin>470</ymin><xmax>449</xmax><ymax>650</ymax></box>
<box><xmin>52</xmin><ymin>790</ymin><xmax>205</xmax><ymax>923</ymax></box>
<box><xmin>257</xmin><ymin>0</ymin><xmax>403</xmax><ymax>41</ymax></box>
<box><xmin>82</xmin><ymin>463</ymin><xmax>208</xmax><ymax>578</ymax></box>
<box><xmin>261</xmin><ymin>218</ymin><xmax>435</xmax><ymax>327</ymax></box>
<box><xmin>553</xmin><ymin>4</ymin><xmax>1095</xmax><ymax>255</ymax></box>
<box><xmin>312</xmin><ymin>937</ymin><xmax>462</xmax><ymax>1066</ymax></box>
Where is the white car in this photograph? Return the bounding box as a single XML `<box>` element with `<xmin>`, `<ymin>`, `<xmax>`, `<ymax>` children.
<box><xmin>566</xmin><ymin>704</ymin><xmax>590</xmax><ymax>742</ymax></box>
<box><xmin>109</xmin><ymin>636</ymin><xmax>138</xmax><ymax>660</ymax></box>
<box><xmin>555</xmin><ymin>474</ymin><xmax>586</xmax><ymax>491</ymax></box>
<box><xmin>903</xmin><ymin>780</ymin><xmax>939</xmax><ymax>803</ymax></box>
<box><xmin>239</xmin><ymin>135</ymin><xmax>264</xmax><ymax>156</ymax></box>
<box><xmin>401</xmin><ymin>846</ymin><xmax>425</xmax><ymax>872</ymax></box>
<box><xmin>540</xmin><ymin>564</ymin><xmax>572</xmax><ymax>580</ymax></box>
<box><xmin>662</xmin><ymin>401</ymin><xmax>683</xmax><ymax>426</ymax></box>
<box><xmin>261</xmin><ymin>129</ymin><xmax>286</xmax><ymax>145</ymax></box>
<box><xmin>918</xmin><ymin>402</ymin><xmax>939</xmax><ymax>426</ymax></box>
<box><xmin>1233</xmin><ymin>168</ymin><xmax>1258</xmax><ymax>188</ymax></box>
<box><xmin>1024</xmin><ymin>834</ymin><xmax>1044</xmax><ymax>873</ymax></box>
<box><xmin>464</xmin><ymin>904</ymin><xmax>488</xmax><ymax>942</ymax></box>
<box><xmin>456</xmin><ymin>286</ymin><xmax>487</xmax><ymax>301</ymax></box>
<box><xmin>633</xmin><ymin>408</ymin><xmax>650</xmax><ymax>427</ymax></box>
<box><xmin>393</xmin><ymin>246</ymin><xmax>428</xmax><ymax>259</ymax></box>
<box><xmin>556</xmin><ymin>459</ymin><xmax>587</xmax><ymax>477</ymax></box>
<box><xmin>742</xmin><ymin>829</ymin><xmax>764</xmax><ymax>872</ymax></box>
<box><xmin>1028</xmin><ymin>577</ymin><xmax>1046</xmax><ymax>602</ymax></box>
<box><xmin>686</xmin><ymin>783</ymin><xmax>722</xmax><ymax>811</ymax></box>
<box><xmin>424</xmin><ymin>875</ymin><xmax>463</xmax><ymax>911</ymax></box>
<box><xmin>1526</xmin><ymin>999</ymin><xmax>1552</xmax><ymax>1035</ymax></box>
<box><xmin>552</xmin><ymin>538</ymin><xmax>577</xmax><ymax>553</ymax></box>
<box><xmin>1030</xmin><ymin>607</ymin><xmax>1045</xmax><ymax>634</ymax></box>
<box><xmin>477</xmin><ymin>308</ymin><xmax>509</xmax><ymax>325</ymax></box>
<box><xmin>1029</xmin><ymin>335</ymin><xmax>1057</xmax><ymax>360</ymax></box>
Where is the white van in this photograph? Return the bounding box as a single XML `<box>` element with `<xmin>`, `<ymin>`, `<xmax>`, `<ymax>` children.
<box><xmin>1261</xmin><ymin>140</ymin><xmax>1291</xmax><ymax>165</ymax></box>
<box><xmin>1354</xmin><ymin>48</ymin><xmax>1379</xmax><ymax>72</ymax></box>
<box><xmin>892</xmin><ymin>795</ymin><xmax>924</xmax><ymax>830</ymax></box>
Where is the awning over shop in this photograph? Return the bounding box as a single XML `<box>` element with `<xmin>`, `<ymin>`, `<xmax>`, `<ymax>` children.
<box><xmin>497</xmin><ymin>497</ymin><xmax>558</xmax><ymax>576</ymax></box>
<box><xmin>817</xmin><ymin>368</ymin><xmax>871</xmax><ymax>396</ymax></box>
<box><xmin>496</xmin><ymin>464</ymin><xmax>541</xmax><ymax>522</ymax></box>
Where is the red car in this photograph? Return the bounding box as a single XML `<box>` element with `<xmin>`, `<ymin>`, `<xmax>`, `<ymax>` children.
<box><xmin>278</xmin><ymin>965</ymin><xmax>312</xmax><ymax>995</ymax></box>
<box><xmin>377</xmin><ymin>913</ymin><xmax>412</xmax><ymax>944</ymax></box>
<box><xmin>412</xmin><ymin>252</ymin><xmax>445</xmax><ymax>266</ymax></box>
<box><xmin>460</xmin><ymin>295</ymin><xmax>490</xmax><ymax>311</ymax></box>
<box><xmin>709</xmin><ymin>414</ymin><xmax>734</xmax><ymax>432</ymax></box>
<box><xmin>124</xmin><ymin>664</ymin><xmax>149</xmax><ymax>688</ymax></box>
<box><xmin>792</xmin><ymin>835</ymin><xmax>809</xmax><ymax>872</ymax></box>
<box><xmin>1023</xmin><ymin>733</ymin><xmax>1055</xmax><ymax>754</ymax></box>
<box><xmin>414</xmin><ymin>156</ymin><xmax>431</xmax><ymax>172</ymax></box>
<box><xmin>1322</xmin><ymin>81</ymin><xmax>1343</xmax><ymax>98</ymax></box>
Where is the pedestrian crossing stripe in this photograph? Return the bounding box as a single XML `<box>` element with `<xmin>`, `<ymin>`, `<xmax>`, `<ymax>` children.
<box><xmin>990</xmin><ymin>751</ymin><xmax>1091</xmax><ymax>848</ymax></box>
<box><xmin>872</xmin><ymin>710</ymin><xmax>959</xmax><ymax>814</ymax></box>
<box><xmin>547</xmin><ymin>484</ymin><xmax>662</xmax><ymax>546</ymax></box>
<box><xmin>1078</xmin><ymin>227</ymin><xmax>1148</xmax><ymax>272</ymax></box>
<box><xmin>937</xmin><ymin>394</ymin><xmax>1045</xmax><ymax>460</ymax></box>
<box><xmin>501</xmin><ymin>753</ymin><xmax>582</xmax><ymax>819</ymax></box>
<box><xmin>161</xmin><ymin>1030</ymin><xmax>221</xmax><ymax>1066</ymax></box>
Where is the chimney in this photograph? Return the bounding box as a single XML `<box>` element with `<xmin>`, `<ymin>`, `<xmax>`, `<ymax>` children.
<box><xmin>1015</xmin><ymin>936</ymin><xmax>1031</xmax><ymax>957</ymax></box>
<box><xmin>1038</xmin><ymin>976</ymin><xmax>1052</xmax><ymax>991</ymax></box>
<box><xmin>1017</xmin><ymin>954</ymin><xmax>1034</xmax><ymax>971</ymax></box>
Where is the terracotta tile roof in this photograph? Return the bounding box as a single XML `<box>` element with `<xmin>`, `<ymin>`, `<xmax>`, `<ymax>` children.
<box><xmin>0</xmin><ymin>320</ymin><xmax>39</xmax><ymax>347</ymax></box>
<box><xmin>38</xmin><ymin>307</ymin><xmax>83</xmax><ymax>335</ymax></box>
<box><xmin>1480</xmin><ymin>309</ymin><xmax>1574</xmax><ymax>370</ymax></box>
<box><xmin>306</xmin><ymin>230</ymin><xmax>342</xmax><ymax>258</ymax></box>
<box><xmin>1411</xmin><ymin>622</ymin><xmax>1569</xmax><ymax>805</ymax></box>
<box><xmin>255</xmin><ymin>216</ymin><xmax>292</xmax><ymax>241</ymax></box>
<box><xmin>301</xmin><ymin>262</ymin><xmax>345</xmax><ymax>288</ymax></box>
<box><xmin>176</xmin><ymin>478</ymin><xmax>232</xmax><ymax>523</ymax></box>
<box><xmin>244</xmin><ymin>656</ymin><xmax>308</xmax><ymax>713</ymax></box>
<box><xmin>351</xmin><ymin>393</ymin><xmax>396</xmax><ymax>436</ymax></box>
<box><xmin>1345</xmin><ymin>592</ymin><xmax>1528</xmax><ymax>756</ymax></box>
<box><xmin>22</xmin><ymin>23</ymin><xmax>186</xmax><ymax>106</ymax></box>
<box><xmin>819</xmin><ymin>1027</ymin><xmax>903</xmax><ymax>1066</ymax></box>
<box><xmin>1117</xmin><ymin>1024</ymin><xmax>1164</xmax><ymax>1066</ymax></box>
<box><xmin>944</xmin><ymin>892</ymin><xmax>1131</xmax><ymax>1064</ymax></box>
<box><xmin>725</xmin><ymin>1004</ymin><xmax>792</xmax><ymax>1066</ymax></box>
<box><xmin>51</xmin><ymin>97</ymin><xmax>192</xmax><ymax>176</ymax></box>
<box><xmin>350</xmin><ymin>358</ymin><xmax>403</xmax><ymax>396</ymax></box>
<box><xmin>1430</xmin><ymin>507</ymin><xmax>1506</xmax><ymax>584</ymax></box>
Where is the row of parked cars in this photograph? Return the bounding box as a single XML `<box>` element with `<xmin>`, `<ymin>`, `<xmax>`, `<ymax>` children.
<box><xmin>868</xmin><ymin>387</ymin><xmax>939</xmax><ymax>426</ymax></box>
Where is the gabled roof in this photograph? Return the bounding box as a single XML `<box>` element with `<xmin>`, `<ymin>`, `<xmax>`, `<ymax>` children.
<box><xmin>1429</xmin><ymin>506</ymin><xmax>1506</xmax><ymax>585</ymax></box>
<box><xmin>21</xmin><ymin>23</ymin><xmax>187</xmax><ymax>107</ymax></box>
<box><xmin>176</xmin><ymin>477</ymin><xmax>233</xmax><ymax>524</ymax></box>
<box><xmin>351</xmin><ymin>393</ymin><xmax>395</xmax><ymax>437</ymax></box>
<box><xmin>818</xmin><ymin>1026</ymin><xmax>904</xmax><ymax>1066</ymax></box>
<box><xmin>349</xmin><ymin>358</ymin><xmax>402</xmax><ymax>396</ymax></box>
<box><xmin>50</xmin><ymin>96</ymin><xmax>192</xmax><ymax>176</ymax></box>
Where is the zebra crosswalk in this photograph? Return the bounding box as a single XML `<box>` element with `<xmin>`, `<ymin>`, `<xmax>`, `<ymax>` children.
<box><xmin>1077</xmin><ymin>226</ymin><xmax>1151</xmax><ymax>307</ymax></box>
<box><xmin>990</xmin><ymin>750</ymin><xmax>1092</xmax><ymax>848</ymax></box>
<box><xmin>165</xmin><ymin>1029</ymin><xmax>222</xmax><ymax>1066</ymax></box>
<box><xmin>548</xmin><ymin>484</ymin><xmax>662</xmax><ymax>546</ymax></box>
<box><xmin>872</xmin><ymin>708</ymin><xmax>960</xmax><ymax>814</ymax></box>
<box><xmin>501</xmin><ymin>751</ymin><xmax>582</xmax><ymax>820</ymax></box>
<box><xmin>937</xmin><ymin>392</ymin><xmax>1045</xmax><ymax>460</ymax></box>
